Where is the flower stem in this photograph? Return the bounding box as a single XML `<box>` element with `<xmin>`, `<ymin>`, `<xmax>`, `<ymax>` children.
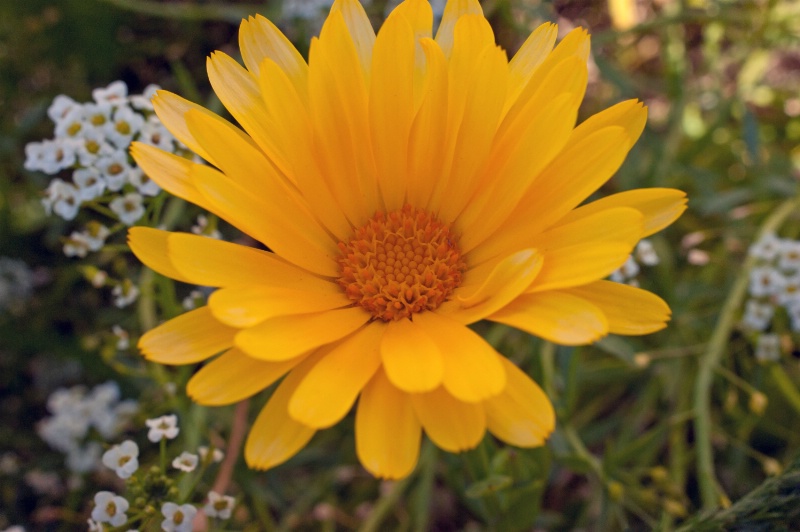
<box><xmin>693</xmin><ymin>195</ymin><xmax>800</xmax><ymax>510</ymax></box>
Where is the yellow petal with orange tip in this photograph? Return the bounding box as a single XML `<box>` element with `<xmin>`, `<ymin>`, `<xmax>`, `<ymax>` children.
<box><xmin>165</xmin><ymin>232</ymin><xmax>331</xmax><ymax>290</ymax></box>
<box><xmin>289</xmin><ymin>323</ymin><xmax>385</xmax><ymax>428</ymax></box>
<box><xmin>356</xmin><ymin>367</ymin><xmax>421</xmax><ymax>479</ymax></box>
<box><xmin>187</xmin><ymin>348</ymin><xmax>310</xmax><ymax>406</ymax></box>
<box><xmin>139</xmin><ymin>307</ymin><xmax>236</xmax><ymax>365</ymax></box>
<box><xmin>235</xmin><ymin>308</ymin><xmax>369</xmax><ymax>362</ymax></box>
<box><xmin>127</xmin><ymin>227</ymin><xmax>191</xmax><ymax>283</ymax></box>
<box><xmin>410</xmin><ymin>387</ymin><xmax>486</xmax><ymax>452</ymax></box>
<box><xmin>490</xmin><ymin>291</ymin><xmax>608</xmax><ymax>346</ymax></box>
<box><xmin>564</xmin><ymin>280</ymin><xmax>672</xmax><ymax>335</ymax></box>
<box><xmin>245</xmin><ymin>352</ymin><xmax>323</xmax><ymax>471</ymax></box>
<box><xmin>208</xmin><ymin>285</ymin><xmax>347</xmax><ymax>329</ymax></box>
<box><xmin>484</xmin><ymin>356</ymin><xmax>555</xmax><ymax>447</ymax></box>
<box><xmin>380</xmin><ymin>317</ymin><xmax>444</xmax><ymax>393</ymax></box>
<box><xmin>414</xmin><ymin>311</ymin><xmax>506</xmax><ymax>402</ymax></box>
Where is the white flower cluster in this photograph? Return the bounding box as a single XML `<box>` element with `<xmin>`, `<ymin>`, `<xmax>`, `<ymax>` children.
<box><xmin>742</xmin><ymin>233</ymin><xmax>800</xmax><ymax>361</ymax></box>
<box><xmin>37</xmin><ymin>382</ymin><xmax>138</xmax><ymax>473</ymax></box>
<box><xmin>27</xmin><ymin>81</ymin><xmax>175</xmax><ymax>229</ymax></box>
<box><xmin>0</xmin><ymin>257</ymin><xmax>34</xmax><ymax>314</ymax></box>
<box><xmin>610</xmin><ymin>239</ymin><xmax>660</xmax><ymax>286</ymax></box>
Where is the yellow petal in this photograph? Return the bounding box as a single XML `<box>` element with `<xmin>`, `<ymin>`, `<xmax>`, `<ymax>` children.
<box><xmin>564</xmin><ymin>280</ymin><xmax>671</xmax><ymax>335</ymax></box>
<box><xmin>255</xmin><ymin>61</ymin><xmax>352</xmax><ymax>241</ymax></box>
<box><xmin>289</xmin><ymin>323</ymin><xmax>385</xmax><ymax>428</ymax></box>
<box><xmin>129</xmin><ymin>142</ymin><xmax>218</xmax><ymax>217</ymax></box>
<box><xmin>151</xmin><ymin>91</ymin><xmax>219</xmax><ymax>165</ymax></box>
<box><xmin>245</xmin><ymin>353</ymin><xmax>322</xmax><ymax>470</ymax></box>
<box><xmin>569</xmin><ymin>98</ymin><xmax>647</xmax><ymax>147</ymax></box>
<box><xmin>490</xmin><ymin>291</ymin><xmax>608</xmax><ymax>345</ymax></box>
<box><xmin>434</xmin><ymin>0</ymin><xmax>483</xmax><ymax>59</ymax></box>
<box><xmin>128</xmin><ymin>227</ymin><xmax>191</xmax><ymax>283</ymax></box>
<box><xmin>392</xmin><ymin>0</ymin><xmax>434</xmax><ymax>102</ymax></box>
<box><xmin>235</xmin><ymin>308</ymin><xmax>369</xmax><ymax>361</ymax></box>
<box><xmin>238</xmin><ymin>14</ymin><xmax>309</xmax><ymax>98</ymax></box>
<box><xmin>191</xmin><ymin>164</ymin><xmax>339</xmax><ymax>277</ymax></box>
<box><xmin>484</xmin><ymin>356</ymin><xmax>555</xmax><ymax>447</ymax></box>
<box><xmin>370</xmin><ymin>9</ymin><xmax>415</xmax><ymax>211</ymax></box>
<box><xmin>139</xmin><ymin>307</ymin><xmax>236</xmax><ymax>365</ymax></box>
<box><xmin>410</xmin><ymin>387</ymin><xmax>486</xmax><ymax>452</ymax></box>
<box><xmin>329</xmin><ymin>0</ymin><xmax>376</xmax><ymax>74</ymax></box>
<box><xmin>356</xmin><ymin>367</ymin><xmax>421</xmax><ymax>479</ymax></box>
<box><xmin>529</xmin><ymin>207</ymin><xmax>644</xmax><ymax>251</ymax></box>
<box><xmin>187</xmin><ymin>348</ymin><xmax>309</xmax><ymax>405</ymax></box>
<box><xmin>558</xmin><ymin>188</ymin><xmax>688</xmax><ymax>238</ymax></box>
<box><xmin>529</xmin><ymin>242</ymin><xmax>633</xmax><ymax>292</ymax></box>
<box><xmin>208</xmin><ymin>284</ymin><xmax>347</xmax><ymax>328</ymax></box>
<box><xmin>380</xmin><ymin>318</ymin><xmax>444</xmax><ymax>393</ymax></box>
<box><xmin>439</xmin><ymin>249</ymin><xmax>543</xmax><ymax>325</ymax></box>
<box><xmin>506</xmin><ymin>22</ymin><xmax>558</xmax><ymax>114</ymax></box>
<box><xmin>165</xmin><ymin>232</ymin><xmax>331</xmax><ymax>289</ymax></box>
<box><xmin>414</xmin><ymin>311</ymin><xmax>506</xmax><ymax>402</ymax></box>
<box><xmin>206</xmin><ymin>51</ymin><xmax>291</xmax><ymax>177</ymax></box>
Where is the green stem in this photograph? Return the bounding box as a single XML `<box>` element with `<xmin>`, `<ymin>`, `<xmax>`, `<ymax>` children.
<box><xmin>410</xmin><ymin>442</ymin><xmax>438</xmax><ymax>532</ymax></box>
<box><xmin>358</xmin><ymin>473</ymin><xmax>414</xmax><ymax>532</ymax></box>
<box><xmin>562</xmin><ymin>424</ymin><xmax>605</xmax><ymax>483</ymax></box>
<box><xmin>769</xmin><ymin>364</ymin><xmax>800</xmax><ymax>415</ymax></box>
<box><xmin>693</xmin><ymin>196</ymin><xmax>800</xmax><ymax>510</ymax></box>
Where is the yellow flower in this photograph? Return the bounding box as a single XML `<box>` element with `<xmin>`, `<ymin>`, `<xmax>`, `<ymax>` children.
<box><xmin>128</xmin><ymin>0</ymin><xmax>686</xmax><ymax>479</ymax></box>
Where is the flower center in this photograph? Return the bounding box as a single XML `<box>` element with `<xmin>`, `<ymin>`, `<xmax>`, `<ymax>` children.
<box><xmin>337</xmin><ymin>204</ymin><xmax>466</xmax><ymax>321</ymax></box>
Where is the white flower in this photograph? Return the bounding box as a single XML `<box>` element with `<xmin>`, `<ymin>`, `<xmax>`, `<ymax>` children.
<box><xmin>776</xmin><ymin>272</ymin><xmax>800</xmax><ymax>306</ymax></box>
<box><xmin>87</xmin><ymin>518</ymin><xmax>104</xmax><ymax>531</ymax></box>
<box><xmin>109</xmin><ymin>192</ymin><xmax>145</xmax><ymax>225</ymax></box>
<box><xmin>84</xmin><ymin>222</ymin><xmax>111</xmax><ymax>251</ymax></box>
<box><xmin>112</xmin><ymin>279</ymin><xmax>140</xmax><ymax>308</ymax></box>
<box><xmin>73</xmin><ymin>167</ymin><xmax>107</xmax><ymax>201</ymax></box>
<box><xmin>48</xmin><ymin>94</ymin><xmax>79</xmax><ymax>122</ymax></box>
<box><xmin>112</xmin><ymin>325</ymin><xmax>130</xmax><ymax>350</ymax></box>
<box><xmin>66</xmin><ymin>442</ymin><xmax>102</xmax><ymax>474</ymax></box>
<box><xmin>146</xmin><ymin>414</ymin><xmax>179</xmax><ymax>442</ymax></box>
<box><xmin>102</xmin><ymin>440</ymin><xmax>139</xmax><ymax>479</ymax></box>
<box><xmin>76</xmin><ymin>130</ymin><xmax>115</xmax><ymax>166</ymax></box>
<box><xmin>198</xmin><ymin>445</ymin><xmax>224</xmax><ymax>464</ymax></box>
<box><xmin>83</xmin><ymin>102</ymin><xmax>114</xmax><ymax>130</ymax></box>
<box><xmin>130</xmin><ymin>84</ymin><xmax>161</xmax><ymax>111</ymax></box>
<box><xmin>786</xmin><ymin>300</ymin><xmax>800</xmax><ymax>332</ymax></box>
<box><xmin>611</xmin><ymin>255</ymin><xmax>640</xmax><ymax>283</ymax></box>
<box><xmin>106</xmin><ymin>106</ymin><xmax>144</xmax><ymax>148</ymax></box>
<box><xmin>91</xmin><ymin>491</ymin><xmax>129</xmax><ymax>527</ymax></box>
<box><xmin>92</xmin><ymin>81</ymin><xmax>128</xmax><ymax>106</ymax></box>
<box><xmin>741</xmin><ymin>299</ymin><xmax>774</xmax><ymax>332</ymax></box>
<box><xmin>139</xmin><ymin>119</ymin><xmax>175</xmax><ymax>151</ymax></box>
<box><xmin>63</xmin><ymin>233</ymin><xmax>92</xmax><ymax>258</ymax></box>
<box><xmin>42</xmin><ymin>178</ymin><xmax>82</xmax><ymax>220</ymax></box>
<box><xmin>749</xmin><ymin>266</ymin><xmax>785</xmax><ymax>298</ymax></box>
<box><xmin>96</xmin><ymin>151</ymin><xmax>133</xmax><ymax>191</ymax></box>
<box><xmin>749</xmin><ymin>232</ymin><xmax>783</xmax><ymax>261</ymax></box>
<box><xmin>26</xmin><ymin>139</ymin><xmax>77</xmax><ymax>174</ymax></box>
<box><xmin>191</xmin><ymin>215</ymin><xmax>221</xmax><ymax>239</ymax></box>
<box><xmin>54</xmin><ymin>106</ymin><xmax>87</xmax><ymax>140</ymax></box>
<box><xmin>204</xmin><ymin>491</ymin><xmax>235</xmax><ymax>519</ymax></box>
<box><xmin>755</xmin><ymin>333</ymin><xmax>781</xmax><ymax>363</ymax></box>
<box><xmin>172</xmin><ymin>452</ymin><xmax>199</xmax><ymax>472</ymax></box>
<box><xmin>635</xmin><ymin>239</ymin><xmax>659</xmax><ymax>266</ymax></box>
<box><xmin>129</xmin><ymin>167</ymin><xmax>161</xmax><ymax>197</ymax></box>
<box><xmin>181</xmin><ymin>290</ymin><xmax>205</xmax><ymax>310</ymax></box>
<box><xmin>778</xmin><ymin>240</ymin><xmax>800</xmax><ymax>271</ymax></box>
<box><xmin>160</xmin><ymin>502</ymin><xmax>196</xmax><ymax>532</ymax></box>
<box><xmin>89</xmin><ymin>269</ymin><xmax>108</xmax><ymax>288</ymax></box>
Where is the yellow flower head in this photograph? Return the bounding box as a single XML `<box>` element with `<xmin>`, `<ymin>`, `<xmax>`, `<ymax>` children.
<box><xmin>128</xmin><ymin>0</ymin><xmax>686</xmax><ymax>479</ymax></box>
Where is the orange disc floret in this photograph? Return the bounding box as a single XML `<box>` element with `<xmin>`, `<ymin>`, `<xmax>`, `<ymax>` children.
<box><xmin>337</xmin><ymin>205</ymin><xmax>467</xmax><ymax>321</ymax></box>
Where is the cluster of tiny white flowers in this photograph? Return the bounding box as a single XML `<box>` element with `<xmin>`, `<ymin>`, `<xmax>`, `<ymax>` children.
<box><xmin>37</xmin><ymin>382</ymin><xmax>138</xmax><ymax>473</ymax></box>
<box><xmin>741</xmin><ymin>233</ymin><xmax>800</xmax><ymax>361</ymax></box>
<box><xmin>610</xmin><ymin>239</ymin><xmax>660</xmax><ymax>286</ymax></box>
<box><xmin>0</xmin><ymin>257</ymin><xmax>34</xmax><ymax>314</ymax></box>
<box><xmin>27</xmin><ymin>82</ymin><xmax>175</xmax><ymax>228</ymax></box>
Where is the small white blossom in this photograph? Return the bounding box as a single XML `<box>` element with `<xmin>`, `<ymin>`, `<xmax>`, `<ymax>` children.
<box><xmin>741</xmin><ymin>299</ymin><xmax>774</xmax><ymax>332</ymax></box>
<box><xmin>89</xmin><ymin>269</ymin><xmax>108</xmax><ymax>288</ymax></box>
<box><xmin>172</xmin><ymin>452</ymin><xmax>199</xmax><ymax>472</ymax></box>
<box><xmin>96</xmin><ymin>152</ymin><xmax>133</xmax><ymax>191</ymax></box>
<box><xmin>204</xmin><ymin>491</ymin><xmax>235</xmax><ymax>519</ymax></box>
<box><xmin>191</xmin><ymin>215</ymin><xmax>221</xmax><ymax>239</ymax></box>
<box><xmin>84</xmin><ymin>222</ymin><xmax>111</xmax><ymax>251</ymax></box>
<box><xmin>43</xmin><ymin>179</ymin><xmax>81</xmax><ymax>220</ymax></box>
<box><xmin>83</xmin><ymin>102</ymin><xmax>114</xmax><ymax>130</ymax></box>
<box><xmin>109</xmin><ymin>192</ymin><xmax>145</xmax><ymax>225</ymax></box>
<box><xmin>198</xmin><ymin>446</ymin><xmax>224</xmax><ymax>464</ymax></box>
<box><xmin>76</xmin><ymin>130</ymin><xmax>115</xmax><ymax>166</ymax></box>
<box><xmin>54</xmin><ymin>106</ymin><xmax>87</xmax><ymax>140</ymax></box>
<box><xmin>778</xmin><ymin>240</ymin><xmax>800</xmax><ymax>271</ymax></box>
<box><xmin>92</xmin><ymin>81</ymin><xmax>128</xmax><ymax>106</ymax></box>
<box><xmin>73</xmin><ymin>167</ymin><xmax>107</xmax><ymax>201</ymax></box>
<box><xmin>146</xmin><ymin>414</ymin><xmax>179</xmax><ymax>442</ymax></box>
<box><xmin>91</xmin><ymin>491</ymin><xmax>129</xmax><ymax>527</ymax></box>
<box><xmin>102</xmin><ymin>440</ymin><xmax>139</xmax><ymax>479</ymax></box>
<box><xmin>786</xmin><ymin>300</ymin><xmax>800</xmax><ymax>332</ymax></box>
<box><xmin>776</xmin><ymin>272</ymin><xmax>800</xmax><ymax>306</ymax></box>
<box><xmin>129</xmin><ymin>167</ymin><xmax>161</xmax><ymax>196</ymax></box>
<box><xmin>130</xmin><ymin>84</ymin><xmax>160</xmax><ymax>111</ymax></box>
<box><xmin>26</xmin><ymin>139</ymin><xmax>77</xmax><ymax>174</ymax></box>
<box><xmin>106</xmin><ymin>106</ymin><xmax>144</xmax><ymax>148</ymax></box>
<box><xmin>749</xmin><ymin>232</ymin><xmax>783</xmax><ymax>261</ymax></box>
<box><xmin>112</xmin><ymin>325</ymin><xmax>130</xmax><ymax>350</ymax></box>
<box><xmin>755</xmin><ymin>333</ymin><xmax>781</xmax><ymax>363</ymax></box>
<box><xmin>181</xmin><ymin>289</ymin><xmax>205</xmax><ymax>310</ymax></box>
<box><xmin>139</xmin><ymin>119</ymin><xmax>175</xmax><ymax>151</ymax></box>
<box><xmin>635</xmin><ymin>239</ymin><xmax>659</xmax><ymax>266</ymax></box>
<box><xmin>48</xmin><ymin>94</ymin><xmax>79</xmax><ymax>122</ymax></box>
<box><xmin>112</xmin><ymin>279</ymin><xmax>140</xmax><ymax>308</ymax></box>
<box><xmin>63</xmin><ymin>233</ymin><xmax>92</xmax><ymax>258</ymax></box>
<box><xmin>749</xmin><ymin>266</ymin><xmax>785</xmax><ymax>298</ymax></box>
<box><xmin>160</xmin><ymin>502</ymin><xmax>196</xmax><ymax>532</ymax></box>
